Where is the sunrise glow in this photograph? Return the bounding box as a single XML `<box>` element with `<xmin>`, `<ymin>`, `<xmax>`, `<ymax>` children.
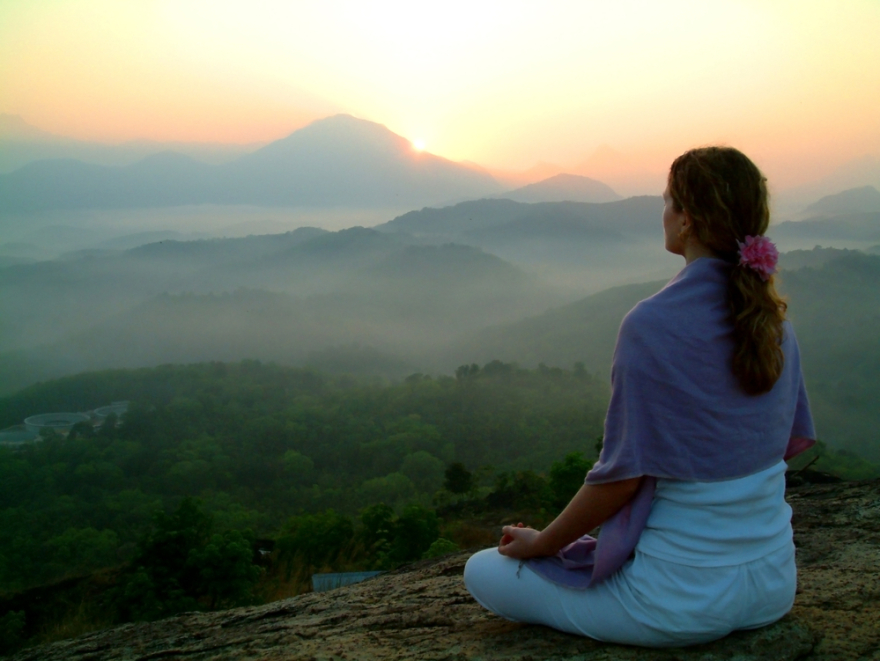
<box><xmin>0</xmin><ymin>0</ymin><xmax>878</xmax><ymax>189</ymax></box>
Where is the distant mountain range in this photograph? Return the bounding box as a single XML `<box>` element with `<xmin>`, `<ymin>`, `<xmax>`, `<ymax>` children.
<box><xmin>774</xmin><ymin>158</ymin><xmax>880</xmax><ymax>218</ymax></box>
<box><xmin>2</xmin><ymin>206</ymin><xmax>878</xmax><ymax>464</ymax></box>
<box><xmin>0</xmin><ymin>115</ymin><xmax>503</xmax><ymax>212</ymax></box>
<box><xmin>773</xmin><ymin>212</ymin><xmax>880</xmax><ymax>247</ymax></box>
<box><xmin>498</xmin><ymin>173</ymin><xmax>621</xmax><ymax>204</ymax></box>
<box><xmin>374</xmin><ymin>195</ymin><xmax>680</xmax><ymax>290</ymax></box>
<box><xmin>802</xmin><ymin>186</ymin><xmax>880</xmax><ymax>218</ymax></box>
<box><xmin>0</xmin><ymin>113</ymin><xmax>261</xmax><ymax>172</ymax></box>
<box><xmin>376</xmin><ymin>196</ymin><xmax>660</xmax><ymax>242</ymax></box>
<box><xmin>0</xmin><ymin>225</ymin><xmax>562</xmax><ymax>393</ymax></box>
<box><xmin>9</xmin><ymin>199</ymin><xmax>871</xmax><ymax>390</ymax></box>
<box><xmin>485</xmin><ymin>145</ymin><xmax>663</xmax><ymax>198</ymax></box>
<box><xmin>767</xmin><ymin>187</ymin><xmax>880</xmax><ymax>250</ymax></box>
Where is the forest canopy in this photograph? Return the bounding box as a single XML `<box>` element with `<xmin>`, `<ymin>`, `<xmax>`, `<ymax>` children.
<box><xmin>0</xmin><ymin>360</ymin><xmax>608</xmax><ymax>595</ymax></box>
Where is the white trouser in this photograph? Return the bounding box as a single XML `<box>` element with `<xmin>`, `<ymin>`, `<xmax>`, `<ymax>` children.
<box><xmin>463</xmin><ymin>541</ymin><xmax>796</xmax><ymax>648</ymax></box>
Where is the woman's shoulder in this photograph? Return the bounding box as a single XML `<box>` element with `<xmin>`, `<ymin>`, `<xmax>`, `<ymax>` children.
<box><xmin>620</xmin><ymin>295</ymin><xmax>663</xmax><ymax>333</ymax></box>
<box><xmin>620</xmin><ymin>259</ymin><xmax>731</xmax><ymax>339</ymax></box>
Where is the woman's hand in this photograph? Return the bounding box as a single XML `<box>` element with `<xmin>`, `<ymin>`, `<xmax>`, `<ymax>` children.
<box><xmin>498</xmin><ymin>522</ymin><xmax>551</xmax><ymax>560</ymax></box>
<box><xmin>497</xmin><ymin>478</ymin><xmax>644</xmax><ymax>561</ymax></box>
<box><xmin>499</xmin><ymin>521</ymin><xmax>523</xmax><ymax>547</ymax></box>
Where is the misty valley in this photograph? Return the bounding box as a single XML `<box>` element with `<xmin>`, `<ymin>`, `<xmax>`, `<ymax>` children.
<box><xmin>1</xmin><ymin>115</ymin><xmax>880</xmax><ymax>653</ymax></box>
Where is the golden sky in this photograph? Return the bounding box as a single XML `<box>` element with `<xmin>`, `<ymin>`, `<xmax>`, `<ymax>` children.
<box><xmin>1</xmin><ymin>0</ymin><xmax>879</xmax><ymax>188</ymax></box>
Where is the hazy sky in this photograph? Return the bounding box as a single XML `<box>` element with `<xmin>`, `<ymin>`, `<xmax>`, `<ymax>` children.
<box><xmin>2</xmin><ymin>0</ymin><xmax>879</xmax><ymax>187</ymax></box>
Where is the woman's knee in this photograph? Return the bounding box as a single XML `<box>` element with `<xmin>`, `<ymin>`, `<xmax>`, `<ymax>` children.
<box><xmin>463</xmin><ymin>548</ymin><xmax>502</xmax><ymax>593</ymax></box>
<box><xmin>463</xmin><ymin>548</ymin><xmax>522</xmax><ymax>614</ymax></box>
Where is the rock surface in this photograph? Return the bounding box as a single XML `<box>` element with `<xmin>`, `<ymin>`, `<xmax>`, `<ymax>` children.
<box><xmin>10</xmin><ymin>480</ymin><xmax>880</xmax><ymax>661</ymax></box>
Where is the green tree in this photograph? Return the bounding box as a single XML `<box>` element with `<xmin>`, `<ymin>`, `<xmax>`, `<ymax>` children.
<box><xmin>487</xmin><ymin>470</ymin><xmax>551</xmax><ymax>510</ymax></box>
<box><xmin>0</xmin><ymin>610</ymin><xmax>25</xmax><ymax>656</ymax></box>
<box><xmin>122</xmin><ymin>498</ymin><xmax>212</xmax><ymax>620</ymax></box>
<box><xmin>421</xmin><ymin>537</ymin><xmax>459</xmax><ymax>560</ymax></box>
<box><xmin>359</xmin><ymin>472</ymin><xmax>416</xmax><ymax>508</ymax></box>
<box><xmin>389</xmin><ymin>504</ymin><xmax>440</xmax><ymax>564</ymax></box>
<box><xmin>443</xmin><ymin>462</ymin><xmax>474</xmax><ymax>494</ymax></box>
<box><xmin>548</xmin><ymin>452</ymin><xmax>591</xmax><ymax>509</ymax></box>
<box><xmin>47</xmin><ymin>527</ymin><xmax>120</xmax><ymax>576</ymax></box>
<box><xmin>277</xmin><ymin>510</ymin><xmax>353</xmax><ymax>571</ymax></box>
<box><xmin>189</xmin><ymin>529</ymin><xmax>261</xmax><ymax>609</ymax></box>
<box><xmin>68</xmin><ymin>420</ymin><xmax>96</xmax><ymax>441</ymax></box>
<box><xmin>401</xmin><ymin>451</ymin><xmax>445</xmax><ymax>493</ymax></box>
<box><xmin>282</xmin><ymin>450</ymin><xmax>315</xmax><ymax>481</ymax></box>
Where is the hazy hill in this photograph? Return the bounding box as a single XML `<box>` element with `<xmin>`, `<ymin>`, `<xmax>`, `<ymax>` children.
<box><xmin>376</xmin><ymin>199</ymin><xmax>525</xmax><ymax>237</ymax></box>
<box><xmin>216</xmin><ymin>115</ymin><xmax>502</xmax><ymax>207</ymax></box>
<box><xmin>777</xmin><ymin>246</ymin><xmax>864</xmax><ymax>271</ymax></box>
<box><xmin>0</xmin><ymin>113</ymin><xmax>260</xmax><ymax>173</ymax></box>
<box><xmin>778</xmin><ymin>252</ymin><xmax>880</xmax><ymax>460</ymax></box>
<box><xmin>499</xmin><ymin>173</ymin><xmax>621</xmax><ymax>204</ymax></box>
<box><xmin>802</xmin><ymin>185</ymin><xmax>880</xmax><ymax>217</ymax></box>
<box><xmin>0</xmin><ymin>232</ymin><xmax>561</xmax><ymax>393</ymax></box>
<box><xmin>0</xmin><ymin>115</ymin><xmax>502</xmax><ymax>212</ymax></box>
<box><xmin>0</xmin><ymin>227</ymin><xmax>335</xmax><ymax>353</ymax></box>
<box><xmin>774</xmin><ymin>155</ymin><xmax>880</xmax><ymax>217</ymax></box>
<box><xmin>0</xmin><ymin>153</ymin><xmax>220</xmax><ymax>211</ymax></box>
<box><xmin>772</xmin><ymin>212</ymin><xmax>880</xmax><ymax>249</ymax></box>
<box><xmin>376</xmin><ymin>195</ymin><xmax>680</xmax><ymax>292</ymax></box>
<box><xmin>442</xmin><ymin>280</ymin><xmax>663</xmax><ymax>377</ymax></box>
<box><xmin>377</xmin><ymin>196</ymin><xmax>660</xmax><ymax>241</ymax></box>
<box><xmin>0</xmin><ymin>113</ymin><xmax>55</xmax><ymax>141</ymax></box>
<box><xmin>0</xmin><ymin>196</ymin><xmax>680</xmax><ymax>376</ymax></box>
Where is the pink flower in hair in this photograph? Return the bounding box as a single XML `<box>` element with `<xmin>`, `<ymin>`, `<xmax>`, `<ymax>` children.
<box><xmin>737</xmin><ymin>235</ymin><xmax>778</xmax><ymax>281</ymax></box>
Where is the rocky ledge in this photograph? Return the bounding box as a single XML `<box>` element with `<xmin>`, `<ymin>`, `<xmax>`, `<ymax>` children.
<box><xmin>10</xmin><ymin>480</ymin><xmax>880</xmax><ymax>661</ymax></box>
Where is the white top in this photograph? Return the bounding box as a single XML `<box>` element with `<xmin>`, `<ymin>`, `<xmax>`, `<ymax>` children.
<box><xmin>636</xmin><ymin>460</ymin><xmax>792</xmax><ymax>567</ymax></box>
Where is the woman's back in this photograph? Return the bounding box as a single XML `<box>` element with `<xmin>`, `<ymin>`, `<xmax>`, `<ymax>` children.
<box><xmin>591</xmin><ymin>257</ymin><xmax>811</xmax><ymax>485</ymax></box>
<box><xmin>638</xmin><ymin>460</ymin><xmax>792</xmax><ymax>565</ymax></box>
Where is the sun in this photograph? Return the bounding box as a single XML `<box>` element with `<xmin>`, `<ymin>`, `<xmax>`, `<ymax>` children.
<box><xmin>412</xmin><ymin>139</ymin><xmax>426</xmax><ymax>151</ymax></box>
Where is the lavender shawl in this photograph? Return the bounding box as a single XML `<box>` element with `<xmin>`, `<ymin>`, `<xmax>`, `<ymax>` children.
<box><xmin>528</xmin><ymin>258</ymin><xmax>815</xmax><ymax>588</ymax></box>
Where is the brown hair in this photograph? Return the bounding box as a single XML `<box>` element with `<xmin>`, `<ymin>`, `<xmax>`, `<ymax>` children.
<box><xmin>668</xmin><ymin>146</ymin><xmax>787</xmax><ymax>395</ymax></box>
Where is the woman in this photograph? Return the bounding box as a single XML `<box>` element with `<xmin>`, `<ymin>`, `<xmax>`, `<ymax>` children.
<box><xmin>463</xmin><ymin>147</ymin><xmax>815</xmax><ymax>647</ymax></box>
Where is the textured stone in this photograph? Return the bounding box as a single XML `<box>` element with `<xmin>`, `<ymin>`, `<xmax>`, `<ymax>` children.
<box><xmin>11</xmin><ymin>479</ymin><xmax>880</xmax><ymax>661</ymax></box>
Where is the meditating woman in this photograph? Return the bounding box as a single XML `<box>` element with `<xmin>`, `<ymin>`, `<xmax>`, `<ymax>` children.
<box><xmin>463</xmin><ymin>146</ymin><xmax>815</xmax><ymax>647</ymax></box>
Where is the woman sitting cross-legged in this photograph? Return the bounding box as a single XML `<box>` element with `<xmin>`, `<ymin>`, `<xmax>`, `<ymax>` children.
<box><xmin>464</xmin><ymin>146</ymin><xmax>815</xmax><ymax>648</ymax></box>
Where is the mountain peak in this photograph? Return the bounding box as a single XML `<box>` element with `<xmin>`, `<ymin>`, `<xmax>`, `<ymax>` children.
<box><xmin>502</xmin><ymin>173</ymin><xmax>621</xmax><ymax>204</ymax></box>
<box><xmin>0</xmin><ymin>114</ymin><xmax>501</xmax><ymax>211</ymax></box>
<box><xmin>804</xmin><ymin>185</ymin><xmax>880</xmax><ymax>217</ymax></box>
<box><xmin>266</xmin><ymin>114</ymin><xmax>411</xmax><ymax>155</ymax></box>
<box><xmin>0</xmin><ymin>114</ymin><xmax>60</xmax><ymax>142</ymax></box>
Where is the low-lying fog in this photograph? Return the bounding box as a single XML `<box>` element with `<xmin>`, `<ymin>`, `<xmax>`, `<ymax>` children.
<box><xmin>1</xmin><ymin>185</ymin><xmax>879</xmax><ymax>464</ymax></box>
<box><xmin>0</xmin><ymin>205</ymin><xmax>407</xmax><ymax>264</ymax></box>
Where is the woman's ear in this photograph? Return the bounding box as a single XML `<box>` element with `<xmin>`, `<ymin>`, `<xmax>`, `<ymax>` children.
<box><xmin>679</xmin><ymin>213</ymin><xmax>693</xmax><ymax>239</ymax></box>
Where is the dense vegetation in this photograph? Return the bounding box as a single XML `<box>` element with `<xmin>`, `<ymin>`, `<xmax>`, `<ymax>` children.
<box><xmin>0</xmin><ymin>361</ymin><xmax>607</xmax><ymax>594</ymax></box>
<box><xmin>2</xmin><ymin>251</ymin><xmax>878</xmax><ymax>651</ymax></box>
<box><xmin>0</xmin><ymin>357</ymin><xmax>877</xmax><ymax>653</ymax></box>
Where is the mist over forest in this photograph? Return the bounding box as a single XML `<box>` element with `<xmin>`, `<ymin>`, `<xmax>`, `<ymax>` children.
<box><xmin>1</xmin><ymin>113</ymin><xmax>880</xmax><ymax>650</ymax></box>
<box><xmin>2</xmin><ymin>116</ymin><xmax>880</xmax><ymax>455</ymax></box>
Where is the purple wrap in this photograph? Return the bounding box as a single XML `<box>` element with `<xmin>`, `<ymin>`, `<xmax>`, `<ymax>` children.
<box><xmin>528</xmin><ymin>258</ymin><xmax>816</xmax><ymax>588</ymax></box>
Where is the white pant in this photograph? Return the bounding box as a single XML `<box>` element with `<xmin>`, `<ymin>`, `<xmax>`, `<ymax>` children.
<box><xmin>463</xmin><ymin>541</ymin><xmax>796</xmax><ymax>648</ymax></box>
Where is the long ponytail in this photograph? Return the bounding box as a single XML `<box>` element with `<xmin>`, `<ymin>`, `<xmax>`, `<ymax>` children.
<box><xmin>668</xmin><ymin>147</ymin><xmax>787</xmax><ymax>395</ymax></box>
<box><xmin>728</xmin><ymin>266</ymin><xmax>787</xmax><ymax>394</ymax></box>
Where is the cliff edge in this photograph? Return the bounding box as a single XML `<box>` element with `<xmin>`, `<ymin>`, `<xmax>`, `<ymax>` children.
<box><xmin>9</xmin><ymin>480</ymin><xmax>880</xmax><ymax>661</ymax></box>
